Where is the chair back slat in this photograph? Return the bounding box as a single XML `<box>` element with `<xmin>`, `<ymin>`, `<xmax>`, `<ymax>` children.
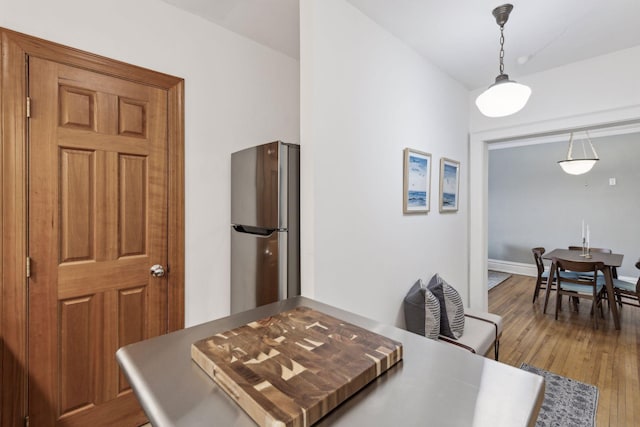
<box><xmin>532</xmin><ymin>247</ymin><xmax>545</xmax><ymax>276</ymax></box>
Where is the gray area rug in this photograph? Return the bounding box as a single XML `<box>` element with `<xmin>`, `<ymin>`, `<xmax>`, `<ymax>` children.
<box><xmin>487</xmin><ymin>270</ymin><xmax>511</xmax><ymax>290</ymax></box>
<box><xmin>520</xmin><ymin>363</ymin><xmax>598</xmax><ymax>427</ymax></box>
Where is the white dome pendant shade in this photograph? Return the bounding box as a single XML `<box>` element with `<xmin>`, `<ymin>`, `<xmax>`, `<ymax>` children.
<box><xmin>558</xmin><ymin>159</ymin><xmax>598</xmax><ymax>175</ymax></box>
<box><xmin>557</xmin><ymin>132</ymin><xmax>599</xmax><ymax>175</ymax></box>
<box><xmin>476</xmin><ymin>4</ymin><xmax>531</xmax><ymax>118</ymax></box>
<box><xmin>475</xmin><ymin>74</ymin><xmax>532</xmax><ymax>117</ymax></box>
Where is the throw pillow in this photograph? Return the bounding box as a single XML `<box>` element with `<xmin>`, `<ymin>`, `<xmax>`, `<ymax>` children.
<box><xmin>403</xmin><ymin>279</ymin><xmax>441</xmax><ymax>340</ymax></box>
<box><xmin>426</xmin><ymin>274</ymin><xmax>465</xmax><ymax>339</ymax></box>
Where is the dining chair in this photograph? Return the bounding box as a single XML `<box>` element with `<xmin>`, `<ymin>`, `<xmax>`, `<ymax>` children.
<box><xmin>612</xmin><ymin>258</ymin><xmax>640</xmax><ymax>308</ymax></box>
<box><xmin>553</xmin><ymin>257</ymin><xmax>606</xmax><ymax>329</ymax></box>
<box><xmin>532</xmin><ymin>247</ymin><xmax>551</xmax><ymax>303</ymax></box>
<box><xmin>531</xmin><ymin>248</ymin><xmax>579</xmax><ymax>303</ymax></box>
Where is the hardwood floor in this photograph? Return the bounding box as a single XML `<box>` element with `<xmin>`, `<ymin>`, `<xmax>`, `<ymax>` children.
<box><xmin>489</xmin><ymin>274</ymin><xmax>640</xmax><ymax>427</ymax></box>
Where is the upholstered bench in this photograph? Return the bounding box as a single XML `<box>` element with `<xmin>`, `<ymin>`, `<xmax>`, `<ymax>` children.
<box><xmin>436</xmin><ymin>308</ymin><xmax>503</xmax><ymax>360</ymax></box>
<box><xmin>404</xmin><ymin>275</ymin><xmax>504</xmax><ymax>360</ymax></box>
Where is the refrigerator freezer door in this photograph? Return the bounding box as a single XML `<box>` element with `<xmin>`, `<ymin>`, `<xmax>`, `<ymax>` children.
<box><xmin>230</xmin><ymin>226</ymin><xmax>288</xmax><ymax>314</ymax></box>
<box><xmin>231</xmin><ymin>141</ymin><xmax>287</xmax><ymax>230</ymax></box>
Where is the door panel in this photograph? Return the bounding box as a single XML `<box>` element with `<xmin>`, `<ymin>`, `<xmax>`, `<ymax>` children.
<box><xmin>59</xmin><ymin>148</ymin><xmax>95</xmax><ymax>262</ymax></box>
<box><xmin>28</xmin><ymin>56</ymin><xmax>168</xmax><ymax>426</ymax></box>
<box><xmin>119</xmin><ymin>154</ymin><xmax>147</xmax><ymax>256</ymax></box>
<box><xmin>117</xmin><ymin>286</ymin><xmax>146</xmax><ymax>393</ymax></box>
<box><xmin>58</xmin><ymin>294</ymin><xmax>98</xmax><ymax>415</ymax></box>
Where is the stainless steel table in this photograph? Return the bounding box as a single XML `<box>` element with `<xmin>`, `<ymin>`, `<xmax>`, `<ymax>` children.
<box><xmin>117</xmin><ymin>296</ymin><xmax>544</xmax><ymax>426</ymax></box>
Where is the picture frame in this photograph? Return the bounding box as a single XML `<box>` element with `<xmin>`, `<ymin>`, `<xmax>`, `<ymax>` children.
<box><xmin>439</xmin><ymin>157</ymin><xmax>460</xmax><ymax>212</ymax></box>
<box><xmin>403</xmin><ymin>148</ymin><xmax>431</xmax><ymax>214</ymax></box>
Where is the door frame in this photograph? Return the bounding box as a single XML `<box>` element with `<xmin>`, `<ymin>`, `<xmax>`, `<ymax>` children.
<box><xmin>0</xmin><ymin>28</ymin><xmax>185</xmax><ymax>425</ymax></box>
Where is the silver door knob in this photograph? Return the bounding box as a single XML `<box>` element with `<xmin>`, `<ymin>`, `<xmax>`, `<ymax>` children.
<box><xmin>150</xmin><ymin>264</ymin><xmax>165</xmax><ymax>277</ymax></box>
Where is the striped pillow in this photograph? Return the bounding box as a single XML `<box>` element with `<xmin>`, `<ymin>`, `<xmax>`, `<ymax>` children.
<box><xmin>403</xmin><ymin>279</ymin><xmax>441</xmax><ymax>340</ymax></box>
<box><xmin>426</xmin><ymin>274</ymin><xmax>465</xmax><ymax>339</ymax></box>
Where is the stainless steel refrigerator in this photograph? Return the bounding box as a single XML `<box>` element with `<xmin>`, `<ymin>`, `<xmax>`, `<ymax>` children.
<box><xmin>230</xmin><ymin>141</ymin><xmax>300</xmax><ymax>314</ymax></box>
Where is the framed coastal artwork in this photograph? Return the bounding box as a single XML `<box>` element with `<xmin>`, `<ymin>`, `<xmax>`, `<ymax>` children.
<box><xmin>403</xmin><ymin>148</ymin><xmax>431</xmax><ymax>214</ymax></box>
<box><xmin>439</xmin><ymin>158</ymin><xmax>460</xmax><ymax>212</ymax></box>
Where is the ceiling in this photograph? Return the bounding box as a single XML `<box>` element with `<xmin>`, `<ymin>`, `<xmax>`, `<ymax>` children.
<box><xmin>161</xmin><ymin>0</ymin><xmax>640</xmax><ymax>90</ymax></box>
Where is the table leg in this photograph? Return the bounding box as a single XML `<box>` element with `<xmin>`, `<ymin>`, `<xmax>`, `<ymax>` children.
<box><xmin>604</xmin><ymin>266</ymin><xmax>620</xmax><ymax>330</ymax></box>
<box><xmin>543</xmin><ymin>262</ymin><xmax>556</xmax><ymax>314</ymax></box>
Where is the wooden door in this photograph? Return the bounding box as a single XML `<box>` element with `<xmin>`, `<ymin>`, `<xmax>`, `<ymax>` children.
<box><xmin>28</xmin><ymin>56</ymin><xmax>169</xmax><ymax>426</ymax></box>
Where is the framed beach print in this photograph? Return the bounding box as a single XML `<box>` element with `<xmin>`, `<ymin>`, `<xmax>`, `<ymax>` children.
<box><xmin>403</xmin><ymin>148</ymin><xmax>431</xmax><ymax>214</ymax></box>
<box><xmin>439</xmin><ymin>158</ymin><xmax>460</xmax><ymax>212</ymax></box>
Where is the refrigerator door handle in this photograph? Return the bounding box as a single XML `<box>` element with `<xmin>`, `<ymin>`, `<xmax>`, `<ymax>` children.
<box><xmin>232</xmin><ymin>225</ymin><xmax>275</xmax><ymax>236</ymax></box>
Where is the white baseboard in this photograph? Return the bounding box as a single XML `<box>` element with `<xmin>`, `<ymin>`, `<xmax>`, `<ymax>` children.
<box><xmin>488</xmin><ymin>258</ymin><xmax>638</xmax><ymax>284</ymax></box>
<box><xmin>488</xmin><ymin>259</ymin><xmax>537</xmax><ymax>277</ymax></box>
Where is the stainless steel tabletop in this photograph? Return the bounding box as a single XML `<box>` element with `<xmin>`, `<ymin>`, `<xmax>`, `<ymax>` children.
<box><xmin>116</xmin><ymin>296</ymin><xmax>544</xmax><ymax>427</ymax></box>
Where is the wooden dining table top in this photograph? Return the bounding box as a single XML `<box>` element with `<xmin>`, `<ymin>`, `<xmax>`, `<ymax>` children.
<box><xmin>543</xmin><ymin>248</ymin><xmax>623</xmax><ymax>267</ymax></box>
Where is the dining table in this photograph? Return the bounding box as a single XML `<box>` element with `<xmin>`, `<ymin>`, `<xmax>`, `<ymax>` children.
<box><xmin>542</xmin><ymin>248</ymin><xmax>624</xmax><ymax>330</ymax></box>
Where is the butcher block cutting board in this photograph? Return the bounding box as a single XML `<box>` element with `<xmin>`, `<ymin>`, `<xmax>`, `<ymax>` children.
<box><xmin>191</xmin><ymin>306</ymin><xmax>403</xmax><ymax>427</ymax></box>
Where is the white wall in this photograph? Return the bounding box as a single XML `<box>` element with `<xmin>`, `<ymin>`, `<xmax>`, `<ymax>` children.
<box><xmin>300</xmin><ymin>0</ymin><xmax>470</xmax><ymax>327</ymax></box>
<box><xmin>468</xmin><ymin>46</ymin><xmax>640</xmax><ymax>310</ymax></box>
<box><xmin>0</xmin><ymin>0</ymin><xmax>300</xmax><ymax>326</ymax></box>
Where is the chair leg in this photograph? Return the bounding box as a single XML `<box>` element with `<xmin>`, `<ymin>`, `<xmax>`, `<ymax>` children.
<box><xmin>533</xmin><ymin>278</ymin><xmax>544</xmax><ymax>303</ymax></box>
<box><xmin>601</xmin><ymin>289</ymin><xmax>610</xmax><ymax>312</ymax></box>
<box><xmin>615</xmin><ymin>291</ymin><xmax>623</xmax><ymax>309</ymax></box>
<box><xmin>593</xmin><ymin>290</ymin><xmax>599</xmax><ymax>330</ymax></box>
<box><xmin>599</xmin><ymin>299</ymin><xmax>604</xmax><ymax>318</ymax></box>
<box><xmin>532</xmin><ymin>279</ymin><xmax>539</xmax><ymax>303</ymax></box>
<box><xmin>543</xmin><ymin>283</ymin><xmax>551</xmax><ymax>313</ymax></box>
<box><xmin>557</xmin><ymin>285</ymin><xmax>564</xmax><ymax>311</ymax></box>
<box><xmin>555</xmin><ymin>291</ymin><xmax>560</xmax><ymax>320</ymax></box>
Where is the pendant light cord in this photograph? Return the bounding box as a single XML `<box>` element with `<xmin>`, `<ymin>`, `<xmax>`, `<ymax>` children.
<box><xmin>566</xmin><ymin>131</ymin><xmax>599</xmax><ymax>161</ymax></box>
<box><xmin>586</xmin><ymin>130</ymin><xmax>599</xmax><ymax>158</ymax></box>
<box><xmin>499</xmin><ymin>25</ymin><xmax>505</xmax><ymax>75</ymax></box>
<box><xmin>566</xmin><ymin>133</ymin><xmax>575</xmax><ymax>160</ymax></box>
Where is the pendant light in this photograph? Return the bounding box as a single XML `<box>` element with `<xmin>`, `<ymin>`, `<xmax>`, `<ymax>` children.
<box><xmin>475</xmin><ymin>4</ymin><xmax>531</xmax><ymax>118</ymax></box>
<box><xmin>557</xmin><ymin>132</ymin><xmax>599</xmax><ymax>175</ymax></box>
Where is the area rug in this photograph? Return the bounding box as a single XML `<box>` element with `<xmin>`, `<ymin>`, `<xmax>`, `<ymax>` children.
<box><xmin>520</xmin><ymin>363</ymin><xmax>598</xmax><ymax>427</ymax></box>
<box><xmin>487</xmin><ymin>270</ymin><xmax>511</xmax><ymax>290</ymax></box>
